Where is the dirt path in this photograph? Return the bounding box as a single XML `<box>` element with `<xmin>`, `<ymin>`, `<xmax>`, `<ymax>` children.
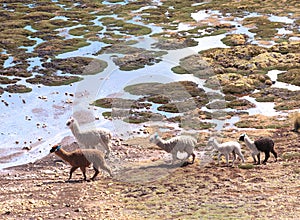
<box><xmin>0</xmin><ymin>129</ymin><xmax>299</xmax><ymax>219</ymax></box>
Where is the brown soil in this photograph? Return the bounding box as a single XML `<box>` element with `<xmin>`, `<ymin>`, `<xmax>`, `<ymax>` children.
<box><xmin>1</xmin><ymin>129</ymin><xmax>299</xmax><ymax>219</ymax></box>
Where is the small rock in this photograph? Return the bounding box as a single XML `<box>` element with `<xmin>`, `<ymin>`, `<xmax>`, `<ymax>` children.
<box><xmin>65</xmin><ymin>99</ymin><xmax>73</xmax><ymax>104</ymax></box>
<box><xmin>22</xmin><ymin>146</ymin><xmax>32</xmax><ymax>151</ymax></box>
<box><xmin>38</xmin><ymin>96</ymin><xmax>47</xmax><ymax>100</ymax></box>
<box><xmin>4</xmin><ymin>211</ymin><xmax>11</xmax><ymax>215</ymax></box>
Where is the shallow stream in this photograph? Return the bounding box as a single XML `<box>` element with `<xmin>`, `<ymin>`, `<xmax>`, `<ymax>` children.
<box><xmin>0</xmin><ymin>1</ymin><xmax>299</xmax><ymax>169</ymax></box>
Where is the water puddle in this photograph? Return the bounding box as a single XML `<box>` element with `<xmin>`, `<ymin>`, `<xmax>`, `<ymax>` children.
<box><xmin>268</xmin><ymin>14</ymin><xmax>294</xmax><ymax>24</ymax></box>
<box><xmin>267</xmin><ymin>70</ymin><xmax>300</xmax><ymax>91</ymax></box>
<box><xmin>0</xmin><ymin>4</ymin><xmax>299</xmax><ymax>170</ymax></box>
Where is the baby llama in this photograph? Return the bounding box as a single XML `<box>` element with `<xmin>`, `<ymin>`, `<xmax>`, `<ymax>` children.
<box><xmin>50</xmin><ymin>144</ymin><xmax>112</xmax><ymax>181</ymax></box>
<box><xmin>207</xmin><ymin>137</ymin><xmax>245</xmax><ymax>167</ymax></box>
<box><xmin>66</xmin><ymin>117</ymin><xmax>112</xmax><ymax>158</ymax></box>
<box><xmin>239</xmin><ymin>133</ymin><xmax>277</xmax><ymax>164</ymax></box>
<box><xmin>149</xmin><ymin>133</ymin><xmax>196</xmax><ymax>165</ymax></box>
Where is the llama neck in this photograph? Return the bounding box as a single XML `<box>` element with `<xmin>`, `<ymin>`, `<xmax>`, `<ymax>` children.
<box><xmin>55</xmin><ymin>149</ymin><xmax>72</xmax><ymax>163</ymax></box>
<box><xmin>211</xmin><ymin>139</ymin><xmax>220</xmax><ymax>150</ymax></box>
<box><xmin>70</xmin><ymin>121</ymin><xmax>81</xmax><ymax>136</ymax></box>
<box><xmin>156</xmin><ymin>137</ymin><xmax>173</xmax><ymax>153</ymax></box>
<box><xmin>244</xmin><ymin>135</ymin><xmax>255</xmax><ymax>149</ymax></box>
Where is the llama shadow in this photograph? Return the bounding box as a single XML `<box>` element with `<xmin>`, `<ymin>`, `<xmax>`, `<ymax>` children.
<box><xmin>143</xmin><ymin>162</ymin><xmax>193</xmax><ymax>169</ymax></box>
<box><xmin>42</xmin><ymin>179</ymin><xmax>84</xmax><ymax>185</ymax></box>
<box><xmin>139</xmin><ymin>163</ymin><xmax>179</xmax><ymax>170</ymax></box>
<box><xmin>115</xmin><ymin>160</ymin><xmax>193</xmax><ymax>183</ymax></box>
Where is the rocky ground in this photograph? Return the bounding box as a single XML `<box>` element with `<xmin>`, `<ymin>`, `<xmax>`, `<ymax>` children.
<box><xmin>1</xmin><ymin>0</ymin><xmax>300</xmax><ymax>219</ymax></box>
<box><xmin>1</xmin><ymin>128</ymin><xmax>299</xmax><ymax>219</ymax></box>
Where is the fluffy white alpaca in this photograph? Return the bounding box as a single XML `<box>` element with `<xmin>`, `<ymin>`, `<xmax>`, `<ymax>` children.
<box><xmin>150</xmin><ymin>133</ymin><xmax>197</xmax><ymax>164</ymax></box>
<box><xmin>208</xmin><ymin>137</ymin><xmax>245</xmax><ymax>166</ymax></box>
<box><xmin>66</xmin><ymin>117</ymin><xmax>112</xmax><ymax>158</ymax></box>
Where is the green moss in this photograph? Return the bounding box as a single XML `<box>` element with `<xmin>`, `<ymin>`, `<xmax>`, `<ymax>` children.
<box><xmin>34</xmin><ymin>38</ymin><xmax>90</xmax><ymax>57</ymax></box>
<box><xmin>282</xmin><ymin>151</ymin><xmax>300</xmax><ymax>160</ymax></box>
<box><xmin>26</xmin><ymin>75</ymin><xmax>82</xmax><ymax>86</ymax></box>
<box><xmin>5</xmin><ymin>84</ymin><xmax>32</xmax><ymax>93</ymax></box>
<box><xmin>221</xmin><ymin>34</ymin><xmax>249</xmax><ymax>46</ymax></box>
<box><xmin>69</xmin><ymin>26</ymin><xmax>104</xmax><ymax>37</ymax></box>
<box><xmin>100</xmin><ymin>17</ymin><xmax>151</xmax><ymax>36</ymax></box>
<box><xmin>255</xmin><ymin>96</ymin><xmax>275</xmax><ymax>102</ymax></box>
<box><xmin>42</xmin><ymin>57</ymin><xmax>108</xmax><ymax>75</ymax></box>
<box><xmin>0</xmin><ymin>33</ymin><xmax>36</xmax><ymax>50</ymax></box>
<box><xmin>112</xmin><ymin>50</ymin><xmax>166</xmax><ymax>71</ymax></box>
<box><xmin>226</xmin><ymin>99</ymin><xmax>256</xmax><ymax>110</ymax></box>
<box><xmin>124</xmin><ymin>81</ymin><xmax>206</xmax><ymax>101</ymax></box>
<box><xmin>93</xmin><ymin>98</ymin><xmax>151</xmax><ymax>109</ymax></box>
<box><xmin>97</xmin><ymin>44</ymin><xmax>144</xmax><ymax>55</ymax></box>
<box><xmin>102</xmin><ymin>112</ymin><xmax>112</xmax><ymax>118</ymax></box>
<box><xmin>0</xmin><ymin>77</ymin><xmax>19</xmax><ymax>84</ymax></box>
<box><xmin>238</xmin><ymin>164</ymin><xmax>255</xmax><ymax>169</ymax></box>
<box><xmin>275</xmin><ymin>101</ymin><xmax>300</xmax><ymax>111</ymax></box>
<box><xmin>171</xmin><ymin>66</ymin><xmax>189</xmax><ymax>74</ymax></box>
<box><xmin>123</xmin><ymin>111</ymin><xmax>164</xmax><ymax>124</ymax></box>
<box><xmin>180</xmin><ymin>120</ymin><xmax>216</xmax><ymax>130</ymax></box>
<box><xmin>277</xmin><ymin>69</ymin><xmax>300</xmax><ymax>86</ymax></box>
<box><xmin>243</xmin><ymin>16</ymin><xmax>283</xmax><ymax>40</ymax></box>
<box><xmin>22</xmin><ymin>12</ymin><xmax>55</xmax><ymax>21</ymax></box>
<box><xmin>147</xmin><ymin>95</ymin><xmax>170</xmax><ymax>104</ymax></box>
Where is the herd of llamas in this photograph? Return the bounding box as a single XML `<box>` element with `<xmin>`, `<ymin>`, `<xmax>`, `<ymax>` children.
<box><xmin>50</xmin><ymin>116</ymin><xmax>299</xmax><ymax>181</ymax></box>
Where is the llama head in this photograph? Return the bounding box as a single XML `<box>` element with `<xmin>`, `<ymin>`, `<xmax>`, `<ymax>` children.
<box><xmin>66</xmin><ymin>117</ymin><xmax>75</xmax><ymax>127</ymax></box>
<box><xmin>205</xmin><ymin>137</ymin><xmax>216</xmax><ymax>151</ymax></box>
<box><xmin>239</xmin><ymin>133</ymin><xmax>246</xmax><ymax>142</ymax></box>
<box><xmin>50</xmin><ymin>145</ymin><xmax>61</xmax><ymax>153</ymax></box>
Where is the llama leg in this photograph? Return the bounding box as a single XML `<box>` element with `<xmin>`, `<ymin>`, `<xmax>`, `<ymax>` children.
<box><xmin>225</xmin><ymin>153</ymin><xmax>229</xmax><ymax>166</ymax></box>
<box><xmin>171</xmin><ymin>153</ymin><xmax>177</xmax><ymax>165</ymax></box>
<box><xmin>271</xmin><ymin>148</ymin><xmax>278</xmax><ymax>162</ymax></box>
<box><xmin>238</xmin><ymin>151</ymin><xmax>245</xmax><ymax>163</ymax></box>
<box><xmin>191</xmin><ymin>152</ymin><xmax>196</xmax><ymax>164</ymax></box>
<box><xmin>217</xmin><ymin>153</ymin><xmax>222</xmax><ymax>165</ymax></box>
<box><xmin>99</xmin><ymin>159</ymin><xmax>113</xmax><ymax>177</ymax></box>
<box><xmin>91</xmin><ymin>167</ymin><xmax>100</xmax><ymax>181</ymax></box>
<box><xmin>69</xmin><ymin>166</ymin><xmax>78</xmax><ymax>181</ymax></box>
<box><xmin>257</xmin><ymin>152</ymin><xmax>261</xmax><ymax>164</ymax></box>
<box><xmin>262</xmin><ymin>151</ymin><xmax>270</xmax><ymax>164</ymax></box>
<box><xmin>105</xmin><ymin>143</ymin><xmax>111</xmax><ymax>158</ymax></box>
<box><xmin>80</xmin><ymin>166</ymin><xmax>87</xmax><ymax>181</ymax></box>
<box><xmin>102</xmin><ymin>164</ymin><xmax>113</xmax><ymax>177</ymax></box>
<box><xmin>232</xmin><ymin>151</ymin><xmax>236</xmax><ymax>166</ymax></box>
<box><xmin>251</xmin><ymin>153</ymin><xmax>257</xmax><ymax>164</ymax></box>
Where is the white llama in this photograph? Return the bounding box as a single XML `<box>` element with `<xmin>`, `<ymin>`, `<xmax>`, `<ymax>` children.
<box><xmin>150</xmin><ymin>133</ymin><xmax>197</xmax><ymax>165</ymax></box>
<box><xmin>66</xmin><ymin>117</ymin><xmax>112</xmax><ymax>158</ymax></box>
<box><xmin>208</xmin><ymin>137</ymin><xmax>245</xmax><ymax>166</ymax></box>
